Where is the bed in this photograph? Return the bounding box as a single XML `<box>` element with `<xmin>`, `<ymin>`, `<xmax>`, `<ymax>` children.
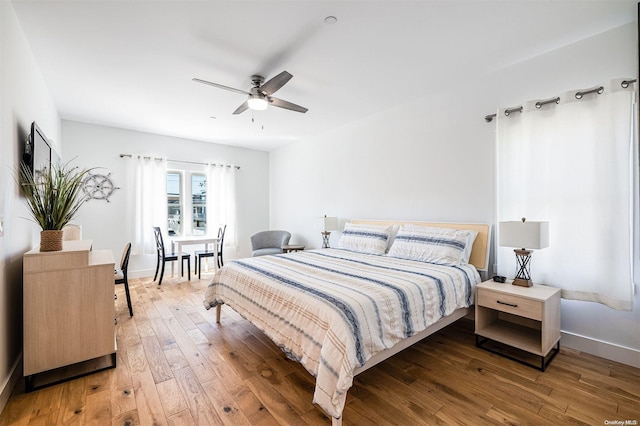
<box><xmin>203</xmin><ymin>220</ymin><xmax>490</xmax><ymax>424</ymax></box>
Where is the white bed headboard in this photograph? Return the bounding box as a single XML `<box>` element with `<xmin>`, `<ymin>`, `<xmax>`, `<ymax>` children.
<box><xmin>351</xmin><ymin>219</ymin><xmax>491</xmax><ymax>272</ymax></box>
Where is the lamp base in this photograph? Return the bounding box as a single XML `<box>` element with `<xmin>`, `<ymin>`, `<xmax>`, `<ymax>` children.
<box><xmin>321</xmin><ymin>231</ymin><xmax>331</xmax><ymax>249</ymax></box>
<box><xmin>512</xmin><ymin>248</ymin><xmax>533</xmax><ymax>287</ymax></box>
<box><xmin>512</xmin><ymin>278</ymin><xmax>533</xmax><ymax>287</ymax></box>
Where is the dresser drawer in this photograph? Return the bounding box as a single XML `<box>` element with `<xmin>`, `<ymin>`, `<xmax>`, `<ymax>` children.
<box><xmin>477</xmin><ymin>288</ymin><xmax>542</xmax><ymax>321</ymax></box>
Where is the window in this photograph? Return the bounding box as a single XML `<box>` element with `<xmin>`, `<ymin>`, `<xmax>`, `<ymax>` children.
<box><xmin>131</xmin><ymin>158</ymin><xmax>236</xmax><ymax>250</ymax></box>
<box><xmin>192</xmin><ymin>173</ymin><xmax>207</xmax><ymax>235</ymax></box>
<box><xmin>167</xmin><ymin>170</ymin><xmax>209</xmax><ymax>236</ymax></box>
<box><xmin>163</xmin><ymin>164</ymin><xmax>236</xmax><ymax>243</ymax></box>
<box><xmin>167</xmin><ymin>172</ymin><xmax>182</xmax><ymax>236</ymax></box>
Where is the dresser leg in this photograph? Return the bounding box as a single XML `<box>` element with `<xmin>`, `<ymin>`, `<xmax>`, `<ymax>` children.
<box><xmin>25</xmin><ymin>375</ymin><xmax>34</xmax><ymax>393</ymax></box>
<box><xmin>23</xmin><ymin>352</ymin><xmax>117</xmax><ymax>393</ymax></box>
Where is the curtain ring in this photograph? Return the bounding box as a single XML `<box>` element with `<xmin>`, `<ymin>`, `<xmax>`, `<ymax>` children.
<box><xmin>621</xmin><ymin>79</ymin><xmax>636</xmax><ymax>88</ymax></box>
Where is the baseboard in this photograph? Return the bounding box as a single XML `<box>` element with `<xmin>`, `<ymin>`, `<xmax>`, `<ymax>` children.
<box><xmin>561</xmin><ymin>330</ymin><xmax>640</xmax><ymax>368</ymax></box>
<box><xmin>127</xmin><ymin>268</ymin><xmax>210</xmax><ymax>280</ymax></box>
<box><xmin>128</xmin><ymin>264</ymin><xmax>220</xmax><ymax>280</ymax></box>
<box><xmin>0</xmin><ymin>355</ymin><xmax>22</xmax><ymax>416</ymax></box>
<box><xmin>129</xmin><ymin>269</ymin><xmax>155</xmax><ymax>279</ymax></box>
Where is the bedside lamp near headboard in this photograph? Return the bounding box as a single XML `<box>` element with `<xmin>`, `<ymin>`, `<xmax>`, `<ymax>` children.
<box><xmin>322</xmin><ymin>215</ymin><xmax>339</xmax><ymax>248</ymax></box>
<box><xmin>499</xmin><ymin>218</ymin><xmax>549</xmax><ymax>287</ymax></box>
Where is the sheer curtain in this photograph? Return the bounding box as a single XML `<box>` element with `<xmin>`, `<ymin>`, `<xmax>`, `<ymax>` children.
<box><xmin>205</xmin><ymin>164</ymin><xmax>238</xmax><ymax>247</ymax></box>
<box><xmin>126</xmin><ymin>156</ymin><xmax>167</xmax><ymax>255</ymax></box>
<box><xmin>496</xmin><ymin>78</ymin><xmax>636</xmax><ymax>311</ymax></box>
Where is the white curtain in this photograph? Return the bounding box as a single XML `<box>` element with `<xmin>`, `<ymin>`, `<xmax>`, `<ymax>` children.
<box><xmin>127</xmin><ymin>156</ymin><xmax>167</xmax><ymax>255</ymax></box>
<box><xmin>496</xmin><ymin>78</ymin><xmax>636</xmax><ymax>311</ymax></box>
<box><xmin>205</xmin><ymin>164</ymin><xmax>238</xmax><ymax>247</ymax></box>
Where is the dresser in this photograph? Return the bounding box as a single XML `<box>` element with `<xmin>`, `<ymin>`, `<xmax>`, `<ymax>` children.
<box><xmin>23</xmin><ymin>240</ymin><xmax>116</xmax><ymax>390</ymax></box>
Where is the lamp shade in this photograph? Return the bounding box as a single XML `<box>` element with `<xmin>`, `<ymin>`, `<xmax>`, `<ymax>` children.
<box><xmin>499</xmin><ymin>220</ymin><xmax>549</xmax><ymax>250</ymax></box>
<box><xmin>323</xmin><ymin>216</ymin><xmax>339</xmax><ymax>232</ymax></box>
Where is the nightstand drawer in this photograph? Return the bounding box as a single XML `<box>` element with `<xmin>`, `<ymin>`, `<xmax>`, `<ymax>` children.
<box><xmin>477</xmin><ymin>288</ymin><xmax>542</xmax><ymax>321</ymax></box>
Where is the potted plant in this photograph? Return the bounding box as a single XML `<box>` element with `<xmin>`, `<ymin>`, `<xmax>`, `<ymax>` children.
<box><xmin>18</xmin><ymin>161</ymin><xmax>91</xmax><ymax>252</ymax></box>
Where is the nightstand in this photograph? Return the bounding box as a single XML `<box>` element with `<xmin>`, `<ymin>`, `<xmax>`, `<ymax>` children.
<box><xmin>282</xmin><ymin>244</ymin><xmax>305</xmax><ymax>253</ymax></box>
<box><xmin>475</xmin><ymin>280</ymin><xmax>561</xmax><ymax>371</ymax></box>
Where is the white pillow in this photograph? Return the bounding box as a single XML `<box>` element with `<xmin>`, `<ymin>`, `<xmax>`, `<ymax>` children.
<box><xmin>338</xmin><ymin>222</ymin><xmax>392</xmax><ymax>255</ymax></box>
<box><xmin>387</xmin><ymin>225</ymin><xmax>477</xmax><ymax>265</ymax></box>
<box><xmin>402</xmin><ymin>224</ymin><xmax>478</xmax><ymax>263</ymax></box>
<box><xmin>386</xmin><ymin>224</ymin><xmax>401</xmax><ymax>253</ymax></box>
<box><xmin>461</xmin><ymin>230</ymin><xmax>478</xmax><ymax>264</ymax></box>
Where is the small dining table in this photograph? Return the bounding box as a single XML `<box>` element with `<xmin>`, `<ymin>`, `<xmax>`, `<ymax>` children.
<box><xmin>170</xmin><ymin>235</ymin><xmax>219</xmax><ymax>280</ymax></box>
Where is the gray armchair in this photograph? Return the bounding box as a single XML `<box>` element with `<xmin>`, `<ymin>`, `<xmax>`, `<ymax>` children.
<box><xmin>251</xmin><ymin>230</ymin><xmax>291</xmax><ymax>257</ymax></box>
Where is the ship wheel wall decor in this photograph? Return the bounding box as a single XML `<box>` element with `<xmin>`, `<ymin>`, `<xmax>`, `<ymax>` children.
<box><xmin>82</xmin><ymin>172</ymin><xmax>120</xmax><ymax>202</ymax></box>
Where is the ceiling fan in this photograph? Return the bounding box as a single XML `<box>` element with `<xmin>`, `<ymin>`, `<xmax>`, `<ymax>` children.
<box><xmin>193</xmin><ymin>71</ymin><xmax>308</xmax><ymax>115</ymax></box>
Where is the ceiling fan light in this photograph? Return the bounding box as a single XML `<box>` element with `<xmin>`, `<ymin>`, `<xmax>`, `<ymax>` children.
<box><xmin>248</xmin><ymin>96</ymin><xmax>268</xmax><ymax>111</ymax></box>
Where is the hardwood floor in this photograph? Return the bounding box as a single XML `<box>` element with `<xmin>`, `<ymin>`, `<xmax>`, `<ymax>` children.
<box><xmin>1</xmin><ymin>272</ymin><xmax>639</xmax><ymax>425</ymax></box>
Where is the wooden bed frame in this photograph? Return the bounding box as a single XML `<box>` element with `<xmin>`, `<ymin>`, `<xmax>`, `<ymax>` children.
<box><xmin>215</xmin><ymin>220</ymin><xmax>491</xmax><ymax>425</ymax></box>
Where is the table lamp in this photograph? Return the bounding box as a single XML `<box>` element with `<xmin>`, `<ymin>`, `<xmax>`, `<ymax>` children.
<box><xmin>499</xmin><ymin>218</ymin><xmax>549</xmax><ymax>287</ymax></box>
<box><xmin>322</xmin><ymin>215</ymin><xmax>339</xmax><ymax>248</ymax></box>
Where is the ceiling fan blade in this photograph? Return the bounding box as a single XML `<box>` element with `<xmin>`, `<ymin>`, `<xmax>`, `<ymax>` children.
<box><xmin>260</xmin><ymin>71</ymin><xmax>293</xmax><ymax>96</ymax></box>
<box><xmin>232</xmin><ymin>101</ymin><xmax>249</xmax><ymax>115</ymax></box>
<box><xmin>192</xmin><ymin>78</ymin><xmax>250</xmax><ymax>96</ymax></box>
<box><xmin>269</xmin><ymin>97</ymin><xmax>308</xmax><ymax>113</ymax></box>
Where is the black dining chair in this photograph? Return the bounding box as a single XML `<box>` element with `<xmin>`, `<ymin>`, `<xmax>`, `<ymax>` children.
<box><xmin>194</xmin><ymin>224</ymin><xmax>226</xmax><ymax>280</ymax></box>
<box><xmin>153</xmin><ymin>226</ymin><xmax>191</xmax><ymax>285</ymax></box>
<box><xmin>114</xmin><ymin>242</ymin><xmax>133</xmax><ymax>317</ymax></box>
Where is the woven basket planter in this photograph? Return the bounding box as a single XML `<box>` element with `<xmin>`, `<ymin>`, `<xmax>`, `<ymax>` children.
<box><xmin>40</xmin><ymin>230</ymin><xmax>64</xmax><ymax>252</ymax></box>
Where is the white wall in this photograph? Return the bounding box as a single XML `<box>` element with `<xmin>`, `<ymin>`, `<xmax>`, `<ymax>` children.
<box><xmin>0</xmin><ymin>1</ymin><xmax>61</xmax><ymax>411</ymax></box>
<box><xmin>62</xmin><ymin>121</ymin><xmax>270</xmax><ymax>276</ymax></box>
<box><xmin>270</xmin><ymin>23</ymin><xmax>640</xmax><ymax>367</ymax></box>
<box><xmin>269</xmin><ymin>87</ymin><xmax>495</xmax><ymax>246</ymax></box>
<box><xmin>0</xmin><ymin>10</ymin><xmax>637</xmax><ymax>422</ymax></box>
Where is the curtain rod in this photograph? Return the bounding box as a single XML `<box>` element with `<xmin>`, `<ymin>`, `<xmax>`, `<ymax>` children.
<box><xmin>119</xmin><ymin>153</ymin><xmax>240</xmax><ymax>170</ymax></box>
<box><xmin>484</xmin><ymin>79</ymin><xmax>637</xmax><ymax>123</ymax></box>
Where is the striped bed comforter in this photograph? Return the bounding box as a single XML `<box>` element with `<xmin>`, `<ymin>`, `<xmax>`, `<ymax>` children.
<box><xmin>203</xmin><ymin>248</ymin><xmax>480</xmax><ymax>418</ymax></box>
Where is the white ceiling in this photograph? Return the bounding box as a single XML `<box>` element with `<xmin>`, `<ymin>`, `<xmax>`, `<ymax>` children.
<box><xmin>11</xmin><ymin>0</ymin><xmax>637</xmax><ymax>151</ymax></box>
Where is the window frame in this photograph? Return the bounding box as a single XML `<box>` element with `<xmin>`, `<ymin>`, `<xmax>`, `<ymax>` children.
<box><xmin>166</xmin><ymin>168</ymin><xmax>209</xmax><ymax>237</ymax></box>
<box><xmin>191</xmin><ymin>172</ymin><xmax>207</xmax><ymax>236</ymax></box>
<box><xmin>166</xmin><ymin>170</ymin><xmax>183</xmax><ymax>237</ymax></box>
